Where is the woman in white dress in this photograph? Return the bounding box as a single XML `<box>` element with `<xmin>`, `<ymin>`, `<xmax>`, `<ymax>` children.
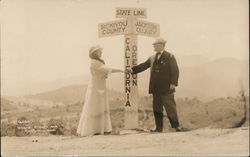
<box><xmin>77</xmin><ymin>45</ymin><xmax>123</xmax><ymax>136</ymax></box>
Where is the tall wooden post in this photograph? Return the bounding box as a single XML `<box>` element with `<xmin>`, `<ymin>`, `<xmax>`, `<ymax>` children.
<box><xmin>98</xmin><ymin>8</ymin><xmax>160</xmax><ymax>130</ymax></box>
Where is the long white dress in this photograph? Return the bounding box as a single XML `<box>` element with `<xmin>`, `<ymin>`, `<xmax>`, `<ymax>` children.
<box><xmin>77</xmin><ymin>59</ymin><xmax>112</xmax><ymax>136</ymax></box>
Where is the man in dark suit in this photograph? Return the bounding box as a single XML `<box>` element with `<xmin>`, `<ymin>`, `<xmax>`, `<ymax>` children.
<box><xmin>127</xmin><ymin>37</ymin><xmax>182</xmax><ymax>132</ymax></box>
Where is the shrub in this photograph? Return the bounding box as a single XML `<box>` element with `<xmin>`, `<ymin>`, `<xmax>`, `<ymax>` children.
<box><xmin>1</xmin><ymin>121</ymin><xmax>16</xmax><ymax>136</ymax></box>
<box><xmin>15</xmin><ymin>116</ymin><xmax>32</xmax><ymax>137</ymax></box>
<box><xmin>47</xmin><ymin>118</ymin><xmax>66</xmax><ymax>135</ymax></box>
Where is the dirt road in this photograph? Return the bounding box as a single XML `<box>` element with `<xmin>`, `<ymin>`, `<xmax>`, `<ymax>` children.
<box><xmin>1</xmin><ymin>127</ymin><xmax>249</xmax><ymax>156</ymax></box>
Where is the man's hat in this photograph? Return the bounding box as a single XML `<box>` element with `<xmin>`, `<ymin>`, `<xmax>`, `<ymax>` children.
<box><xmin>152</xmin><ymin>37</ymin><xmax>167</xmax><ymax>45</ymax></box>
<box><xmin>89</xmin><ymin>45</ymin><xmax>103</xmax><ymax>54</ymax></box>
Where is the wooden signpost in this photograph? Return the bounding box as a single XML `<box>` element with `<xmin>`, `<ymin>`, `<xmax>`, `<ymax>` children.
<box><xmin>98</xmin><ymin>8</ymin><xmax>160</xmax><ymax>129</ymax></box>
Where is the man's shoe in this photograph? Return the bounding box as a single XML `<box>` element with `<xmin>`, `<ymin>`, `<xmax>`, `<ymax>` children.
<box><xmin>150</xmin><ymin>129</ymin><xmax>163</xmax><ymax>133</ymax></box>
<box><xmin>175</xmin><ymin>127</ymin><xmax>182</xmax><ymax>132</ymax></box>
<box><xmin>175</xmin><ymin>126</ymin><xmax>188</xmax><ymax>132</ymax></box>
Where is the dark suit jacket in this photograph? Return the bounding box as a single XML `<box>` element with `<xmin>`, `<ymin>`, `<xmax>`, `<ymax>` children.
<box><xmin>132</xmin><ymin>51</ymin><xmax>179</xmax><ymax>94</ymax></box>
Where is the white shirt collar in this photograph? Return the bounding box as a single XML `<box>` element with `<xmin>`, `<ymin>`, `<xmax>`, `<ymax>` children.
<box><xmin>158</xmin><ymin>50</ymin><xmax>164</xmax><ymax>55</ymax></box>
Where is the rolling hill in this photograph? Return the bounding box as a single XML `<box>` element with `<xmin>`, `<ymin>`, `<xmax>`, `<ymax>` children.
<box><xmin>177</xmin><ymin>55</ymin><xmax>211</xmax><ymax>67</ymax></box>
<box><xmin>0</xmin><ymin>98</ymin><xmax>18</xmax><ymax>112</ymax></box>
<box><xmin>3</xmin><ymin>56</ymin><xmax>248</xmax><ymax>103</ymax></box>
<box><xmin>25</xmin><ymin>84</ymin><xmax>124</xmax><ymax>104</ymax></box>
<box><xmin>25</xmin><ymin>84</ymin><xmax>87</xmax><ymax>104</ymax></box>
<box><xmin>108</xmin><ymin>57</ymin><xmax>249</xmax><ymax>99</ymax></box>
<box><xmin>178</xmin><ymin>57</ymin><xmax>248</xmax><ymax>99</ymax></box>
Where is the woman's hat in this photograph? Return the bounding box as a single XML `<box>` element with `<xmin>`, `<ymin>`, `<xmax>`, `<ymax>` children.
<box><xmin>152</xmin><ymin>37</ymin><xmax>166</xmax><ymax>45</ymax></box>
<box><xmin>89</xmin><ymin>45</ymin><xmax>103</xmax><ymax>54</ymax></box>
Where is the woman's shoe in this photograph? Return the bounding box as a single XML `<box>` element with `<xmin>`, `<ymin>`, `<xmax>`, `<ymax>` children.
<box><xmin>104</xmin><ymin>132</ymin><xmax>111</xmax><ymax>135</ymax></box>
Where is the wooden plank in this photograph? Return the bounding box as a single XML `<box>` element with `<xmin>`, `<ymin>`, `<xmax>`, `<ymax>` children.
<box><xmin>98</xmin><ymin>19</ymin><xmax>128</xmax><ymax>37</ymax></box>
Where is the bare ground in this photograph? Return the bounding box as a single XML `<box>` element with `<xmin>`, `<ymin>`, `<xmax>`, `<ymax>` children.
<box><xmin>1</xmin><ymin>127</ymin><xmax>249</xmax><ymax>156</ymax></box>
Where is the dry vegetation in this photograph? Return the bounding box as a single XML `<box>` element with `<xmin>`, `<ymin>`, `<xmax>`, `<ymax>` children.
<box><xmin>1</xmin><ymin>95</ymin><xmax>248</xmax><ymax>137</ymax></box>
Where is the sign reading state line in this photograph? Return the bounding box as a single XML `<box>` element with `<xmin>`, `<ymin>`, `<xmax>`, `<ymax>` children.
<box><xmin>98</xmin><ymin>19</ymin><xmax>159</xmax><ymax>37</ymax></box>
<box><xmin>116</xmin><ymin>8</ymin><xmax>147</xmax><ymax>18</ymax></box>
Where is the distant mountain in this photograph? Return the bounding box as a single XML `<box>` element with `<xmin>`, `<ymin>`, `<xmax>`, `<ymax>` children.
<box><xmin>177</xmin><ymin>58</ymin><xmax>249</xmax><ymax>99</ymax></box>
<box><xmin>3</xmin><ymin>56</ymin><xmax>248</xmax><ymax>101</ymax></box>
<box><xmin>25</xmin><ymin>84</ymin><xmax>124</xmax><ymax>104</ymax></box>
<box><xmin>108</xmin><ymin>57</ymin><xmax>249</xmax><ymax>99</ymax></box>
<box><xmin>1</xmin><ymin>98</ymin><xmax>18</xmax><ymax>111</ymax></box>
<box><xmin>1</xmin><ymin>74</ymin><xmax>90</xmax><ymax>97</ymax></box>
<box><xmin>177</xmin><ymin>55</ymin><xmax>210</xmax><ymax>67</ymax></box>
<box><xmin>25</xmin><ymin>84</ymin><xmax>87</xmax><ymax>104</ymax></box>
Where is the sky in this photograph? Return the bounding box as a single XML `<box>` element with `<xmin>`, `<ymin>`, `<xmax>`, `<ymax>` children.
<box><xmin>1</xmin><ymin>0</ymin><xmax>249</xmax><ymax>96</ymax></box>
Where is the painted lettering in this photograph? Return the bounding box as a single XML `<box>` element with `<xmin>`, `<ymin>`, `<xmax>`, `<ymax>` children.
<box><xmin>132</xmin><ymin>79</ymin><xmax>137</xmax><ymax>86</ymax></box>
<box><xmin>125</xmin><ymin>86</ymin><xmax>131</xmax><ymax>93</ymax></box>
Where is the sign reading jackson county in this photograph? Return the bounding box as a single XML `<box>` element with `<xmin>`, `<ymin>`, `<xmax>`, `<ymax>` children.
<box><xmin>134</xmin><ymin>20</ymin><xmax>160</xmax><ymax>37</ymax></box>
<box><xmin>98</xmin><ymin>7</ymin><xmax>160</xmax><ymax>129</ymax></box>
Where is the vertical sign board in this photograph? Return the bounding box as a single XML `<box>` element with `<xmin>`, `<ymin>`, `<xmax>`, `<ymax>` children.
<box><xmin>98</xmin><ymin>8</ymin><xmax>160</xmax><ymax>130</ymax></box>
<box><xmin>124</xmin><ymin>34</ymin><xmax>138</xmax><ymax>129</ymax></box>
<box><xmin>116</xmin><ymin>8</ymin><xmax>146</xmax><ymax>130</ymax></box>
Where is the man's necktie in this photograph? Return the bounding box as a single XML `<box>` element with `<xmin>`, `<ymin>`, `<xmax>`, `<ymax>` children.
<box><xmin>156</xmin><ymin>52</ymin><xmax>161</xmax><ymax>61</ymax></box>
<box><xmin>153</xmin><ymin>52</ymin><xmax>161</xmax><ymax>72</ymax></box>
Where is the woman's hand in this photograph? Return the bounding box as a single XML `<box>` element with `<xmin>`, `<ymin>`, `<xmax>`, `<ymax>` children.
<box><xmin>112</xmin><ymin>69</ymin><xmax>124</xmax><ymax>73</ymax></box>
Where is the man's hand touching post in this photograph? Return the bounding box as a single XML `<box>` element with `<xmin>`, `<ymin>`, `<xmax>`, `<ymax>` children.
<box><xmin>125</xmin><ymin>68</ymin><xmax>133</xmax><ymax>74</ymax></box>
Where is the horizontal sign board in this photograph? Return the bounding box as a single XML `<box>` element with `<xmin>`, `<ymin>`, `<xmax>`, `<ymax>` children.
<box><xmin>98</xmin><ymin>20</ymin><xmax>128</xmax><ymax>37</ymax></box>
<box><xmin>98</xmin><ymin>19</ymin><xmax>160</xmax><ymax>37</ymax></box>
<box><xmin>116</xmin><ymin>8</ymin><xmax>147</xmax><ymax>18</ymax></box>
<box><xmin>133</xmin><ymin>20</ymin><xmax>160</xmax><ymax>37</ymax></box>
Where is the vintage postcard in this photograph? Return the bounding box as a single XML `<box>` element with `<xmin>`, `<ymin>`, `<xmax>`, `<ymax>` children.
<box><xmin>1</xmin><ymin>0</ymin><xmax>249</xmax><ymax>156</ymax></box>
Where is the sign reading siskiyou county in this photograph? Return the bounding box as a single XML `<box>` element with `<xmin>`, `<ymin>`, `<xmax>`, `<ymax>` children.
<box><xmin>98</xmin><ymin>20</ymin><xmax>128</xmax><ymax>37</ymax></box>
